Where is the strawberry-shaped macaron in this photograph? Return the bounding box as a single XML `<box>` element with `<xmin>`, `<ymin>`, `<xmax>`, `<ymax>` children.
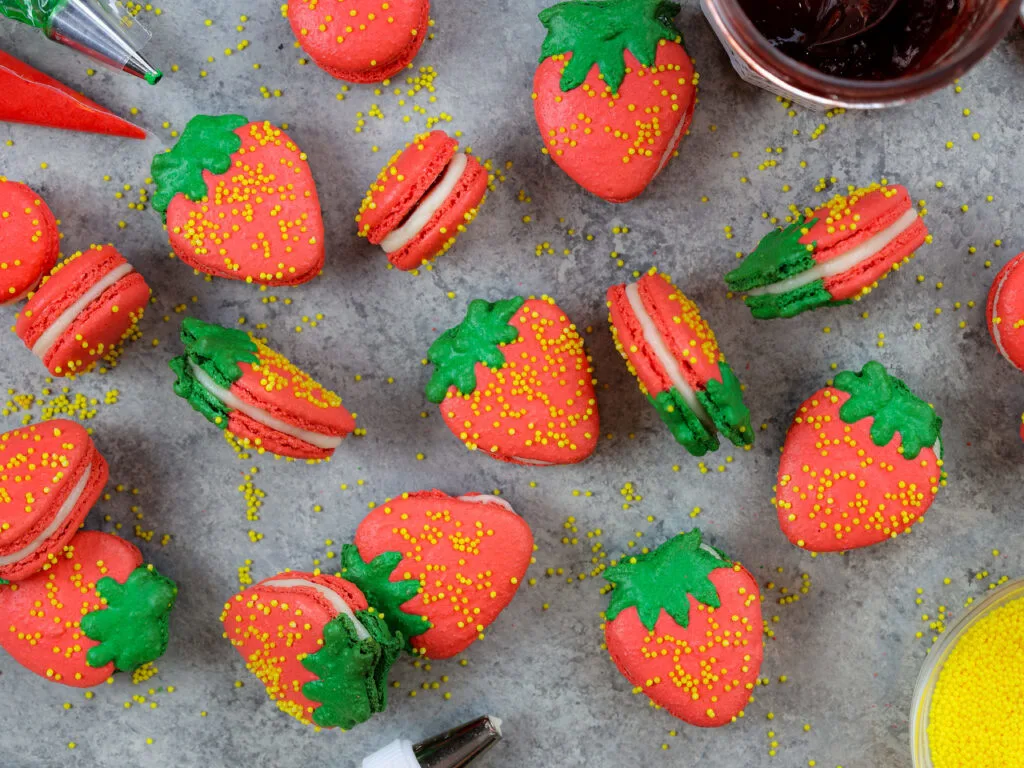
<box><xmin>356</xmin><ymin>130</ymin><xmax>489</xmax><ymax>271</ymax></box>
<box><xmin>608</xmin><ymin>269</ymin><xmax>753</xmax><ymax>457</ymax></box>
<box><xmin>151</xmin><ymin>114</ymin><xmax>325</xmax><ymax>287</ymax></box>
<box><xmin>0</xmin><ymin>179</ymin><xmax>59</xmax><ymax>304</ymax></box>
<box><xmin>602</xmin><ymin>530</ymin><xmax>763</xmax><ymax>727</ymax></box>
<box><xmin>0</xmin><ymin>420</ymin><xmax>109</xmax><ymax>581</ymax></box>
<box><xmin>287</xmin><ymin>0</ymin><xmax>430</xmax><ymax>83</ymax></box>
<box><xmin>0</xmin><ymin>530</ymin><xmax>177</xmax><ymax>687</ymax></box>
<box><xmin>533</xmin><ymin>0</ymin><xmax>697</xmax><ymax>203</ymax></box>
<box><xmin>425</xmin><ymin>296</ymin><xmax>599</xmax><ymax>465</ymax></box>
<box><xmin>726</xmin><ymin>183</ymin><xmax>929</xmax><ymax>319</ymax></box>
<box><xmin>221</xmin><ymin>571</ymin><xmax>401</xmax><ymax>729</ymax></box>
<box><xmin>15</xmin><ymin>244</ymin><xmax>150</xmax><ymax>377</ymax></box>
<box><xmin>775</xmin><ymin>361</ymin><xmax>946</xmax><ymax>552</ymax></box>
<box><xmin>987</xmin><ymin>251</ymin><xmax>1024</xmax><ymax>373</ymax></box>
<box><xmin>169</xmin><ymin>317</ymin><xmax>356</xmax><ymax>460</ymax></box>
<box><xmin>344</xmin><ymin>490</ymin><xmax>533</xmax><ymax>659</ymax></box>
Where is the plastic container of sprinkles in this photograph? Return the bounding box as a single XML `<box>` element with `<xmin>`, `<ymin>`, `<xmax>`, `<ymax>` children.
<box><xmin>910</xmin><ymin>577</ymin><xmax>1024</xmax><ymax>767</ymax></box>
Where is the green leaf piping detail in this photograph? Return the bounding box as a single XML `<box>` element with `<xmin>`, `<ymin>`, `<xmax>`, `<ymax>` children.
<box><xmin>648</xmin><ymin>388</ymin><xmax>719</xmax><ymax>457</ymax></box>
<box><xmin>151</xmin><ymin>113</ymin><xmax>248</xmax><ymax>219</ymax></box>
<box><xmin>725</xmin><ymin>216</ymin><xmax>819</xmax><ymax>293</ymax></box>
<box><xmin>81</xmin><ymin>565</ymin><xmax>178</xmax><ymax>672</ymax></box>
<box><xmin>301</xmin><ymin>610</ymin><xmax>402</xmax><ymax>730</ymax></box>
<box><xmin>341</xmin><ymin>544</ymin><xmax>430</xmax><ymax>652</ymax></box>
<box><xmin>538</xmin><ymin>0</ymin><xmax>681</xmax><ymax>92</ymax></box>
<box><xmin>603</xmin><ymin>530</ymin><xmax>730</xmax><ymax>632</ymax></box>
<box><xmin>425</xmin><ymin>297</ymin><xmax>525</xmax><ymax>403</ymax></box>
<box><xmin>834</xmin><ymin>361</ymin><xmax>942</xmax><ymax>460</ymax></box>
<box><xmin>701</xmin><ymin>361</ymin><xmax>753</xmax><ymax>448</ymax></box>
<box><xmin>742</xmin><ymin>278</ymin><xmax>839</xmax><ymax>319</ymax></box>
<box><xmin>0</xmin><ymin>0</ymin><xmax>54</xmax><ymax>28</ymax></box>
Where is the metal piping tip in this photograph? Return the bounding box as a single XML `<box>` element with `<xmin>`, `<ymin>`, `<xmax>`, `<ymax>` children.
<box><xmin>124</xmin><ymin>49</ymin><xmax>161</xmax><ymax>84</ymax></box>
<box><xmin>414</xmin><ymin>715</ymin><xmax>503</xmax><ymax>768</ymax></box>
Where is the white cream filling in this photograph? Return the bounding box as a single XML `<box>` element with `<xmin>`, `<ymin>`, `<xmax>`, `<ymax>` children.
<box><xmin>457</xmin><ymin>494</ymin><xmax>516</xmax><ymax>514</ymax></box>
<box><xmin>31</xmin><ymin>262</ymin><xmax>134</xmax><ymax>360</ymax></box>
<box><xmin>0</xmin><ymin>464</ymin><xmax>91</xmax><ymax>567</ymax></box>
<box><xmin>509</xmin><ymin>456</ymin><xmax>555</xmax><ymax>466</ymax></box>
<box><xmin>625</xmin><ymin>282</ymin><xmax>715</xmax><ymax>430</ymax></box>
<box><xmin>380</xmin><ymin>153</ymin><xmax>469</xmax><ymax>254</ymax></box>
<box><xmin>190</xmin><ymin>363</ymin><xmax>343</xmax><ymax>450</ymax></box>
<box><xmin>990</xmin><ymin>262</ymin><xmax>1022</xmax><ymax>370</ymax></box>
<box><xmin>264</xmin><ymin>577</ymin><xmax>369</xmax><ymax>640</ymax></box>
<box><xmin>746</xmin><ymin>208</ymin><xmax>920</xmax><ymax>297</ymax></box>
<box><xmin>655</xmin><ymin>105</ymin><xmax>691</xmax><ymax>175</ymax></box>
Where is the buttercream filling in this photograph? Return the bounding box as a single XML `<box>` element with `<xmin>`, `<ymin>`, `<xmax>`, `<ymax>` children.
<box><xmin>655</xmin><ymin>105</ymin><xmax>691</xmax><ymax>175</ymax></box>
<box><xmin>31</xmin><ymin>262</ymin><xmax>134</xmax><ymax>360</ymax></box>
<box><xmin>746</xmin><ymin>208</ymin><xmax>920</xmax><ymax>297</ymax></box>
<box><xmin>380</xmin><ymin>153</ymin><xmax>469</xmax><ymax>254</ymax></box>
<box><xmin>190</xmin><ymin>363</ymin><xmax>343</xmax><ymax>450</ymax></box>
<box><xmin>263</xmin><ymin>577</ymin><xmax>369</xmax><ymax>640</ymax></box>
<box><xmin>625</xmin><ymin>282</ymin><xmax>715</xmax><ymax>430</ymax></box>
<box><xmin>0</xmin><ymin>464</ymin><xmax>91</xmax><ymax>567</ymax></box>
<box><xmin>457</xmin><ymin>494</ymin><xmax>516</xmax><ymax>513</ymax></box>
<box><xmin>990</xmin><ymin>263</ymin><xmax>1021</xmax><ymax>370</ymax></box>
<box><xmin>509</xmin><ymin>456</ymin><xmax>555</xmax><ymax>466</ymax></box>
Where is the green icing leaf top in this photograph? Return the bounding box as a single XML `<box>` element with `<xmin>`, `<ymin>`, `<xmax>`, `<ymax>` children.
<box><xmin>603</xmin><ymin>529</ymin><xmax>730</xmax><ymax>632</ymax></box>
<box><xmin>425</xmin><ymin>297</ymin><xmax>525</xmax><ymax>404</ymax></box>
<box><xmin>725</xmin><ymin>216</ymin><xmax>819</xmax><ymax>293</ymax></box>
<box><xmin>742</xmin><ymin>278</ymin><xmax>837</xmax><ymax>320</ymax></box>
<box><xmin>834</xmin><ymin>361</ymin><xmax>942</xmax><ymax>460</ymax></box>
<box><xmin>151</xmin><ymin>114</ymin><xmax>248</xmax><ymax>218</ymax></box>
<box><xmin>649</xmin><ymin>388</ymin><xmax>719</xmax><ymax>457</ymax></box>
<box><xmin>341</xmin><ymin>544</ymin><xmax>430</xmax><ymax>652</ymax></box>
<box><xmin>81</xmin><ymin>565</ymin><xmax>178</xmax><ymax>672</ymax></box>
<box><xmin>0</xmin><ymin>0</ymin><xmax>57</xmax><ymax>28</ymax></box>
<box><xmin>701</xmin><ymin>361</ymin><xmax>754</xmax><ymax>448</ymax></box>
<box><xmin>538</xmin><ymin>0</ymin><xmax>681</xmax><ymax>92</ymax></box>
<box><xmin>301</xmin><ymin>610</ymin><xmax>402</xmax><ymax>730</ymax></box>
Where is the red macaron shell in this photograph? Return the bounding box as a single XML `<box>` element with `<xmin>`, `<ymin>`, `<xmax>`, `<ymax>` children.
<box><xmin>607</xmin><ymin>284</ymin><xmax>667</xmax><ymax>396</ymax></box>
<box><xmin>987</xmin><ymin>252</ymin><xmax>1024</xmax><ymax>372</ymax></box>
<box><xmin>824</xmin><ymin>216</ymin><xmax>927</xmax><ymax>301</ymax></box>
<box><xmin>16</xmin><ymin>245</ymin><xmax>149</xmax><ymax>377</ymax></box>
<box><xmin>288</xmin><ymin>0</ymin><xmax>429</xmax><ymax>83</ymax></box>
<box><xmin>221</xmin><ymin>572</ymin><xmax>368</xmax><ymax>726</ymax></box>
<box><xmin>353</xmin><ymin>490</ymin><xmax>534</xmax><ymax>659</ymax></box>
<box><xmin>165</xmin><ymin>122</ymin><xmax>324</xmax><ymax>286</ymax></box>
<box><xmin>385</xmin><ymin>154</ymin><xmax>488</xmax><ymax>271</ymax></box>
<box><xmin>225</xmin><ymin>340</ymin><xmax>355</xmax><ymax>458</ymax></box>
<box><xmin>533</xmin><ymin>44</ymin><xmax>696</xmax><ymax>203</ymax></box>
<box><xmin>0</xmin><ymin>180</ymin><xmax>60</xmax><ymax>304</ymax></box>
<box><xmin>0</xmin><ymin>530</ymin><xmax>142</xmax><ymax>687</ymax></box>
<box><xmin>357</xmin><ymin>130</ymin><xmax>457</xmax><ymax>243</ymax></box>
<box><xmin>0</xmin><ymin>420</ymin><xmax>108</xmax><ymax>581</ymax></box>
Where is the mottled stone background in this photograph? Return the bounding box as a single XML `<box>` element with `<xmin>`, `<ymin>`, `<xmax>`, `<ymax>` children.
<box><xmin>0</xmin><ymin>2</ymin><xmax>1022</xmax><ymax>766</ymax></box>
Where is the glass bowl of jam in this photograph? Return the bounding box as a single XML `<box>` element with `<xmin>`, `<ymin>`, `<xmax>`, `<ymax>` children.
<box><xmin>701</xmin><ymin>0</ymin><xmax>1019</xmax><ymax>108</ymax></box>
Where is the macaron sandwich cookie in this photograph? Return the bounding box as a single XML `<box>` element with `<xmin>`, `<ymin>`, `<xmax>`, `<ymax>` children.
<box><xmin>425</xmin><ymin>295</ymin><xmax>599</xmax><ymax>465</ymax></box>
<box><xmin>221</xmin><ymin>571</ymin><xmax>401</xmax><ymax>729</ymax></box>
<box><xmin>726</xmin><ymin>183</ymin><xmax>929</xmax><ymax>319</ymax></box>
<box><xmin>0</xmin><ymin>530</ymin><xmax>177</xmax><ymax>687</ymax></box>
<box><xmin>356</xmin><ymin>130</ymin><xmax>489</xmax><ymax>271</ymax></box>
<box><xmin>169</xmin><ymin>317</ymin><xmax>356</xmax><ymax>460</ymax></box>
<box><xmin>987</xmin><ymin>251</ymin><xmax>1024</xmax><ymax>373</ymax></box>
<box><xmin>775</xmin><ymin>361</ymin><xmax>945</xmax><ymax>552</ymax></box>
<box><xmin>608</xmin><ymin>269</ymin><xmax>753</xmax><ymax>457</ymax></box>
<box><xmin>287</xmin><ymin>0</ymin><xmax>430</xmax><ymax>83</ymax></box>
<box><xmin>0</xmin><ymin>420</ymin><xmax>108</xmax><ymax>581</ymax></box>
<box><xmin>152</xmin><ymin>114</ymin><xmax>324</xmax><ymax>287</ymax></box>
<box><xmin>15</xmin><ymin>244</ymin><xmax>150</xmax><ymax>377</ymax></box>
<box><xmin>533</xmin><ymin>0</ymin><xmax>697</xmax><ymax>203</ymax></box>
<box><xmin>344</xmin><ymin>490</ymin><xmax>534</xmax><ymax>659</ymax></box>
<box><xmin>0</xmin><ymin>179</ymin><xmax>60</xmax><ymax>304</ymax></box>
<box><xmin>602</xmin><ymin>529</ymin><xmax>763</xmax><ymax>727</ymax></box>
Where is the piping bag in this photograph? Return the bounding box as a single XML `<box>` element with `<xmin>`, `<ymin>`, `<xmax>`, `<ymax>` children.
<box><xmin>362</xmin><ymin>715</ymin><xmax>503</xmax><ymax>768</ymax></box>
<box><xmin>0</xmin><ymin>0</ymin><xmax>161</xmax><ymax>83</ymax></box>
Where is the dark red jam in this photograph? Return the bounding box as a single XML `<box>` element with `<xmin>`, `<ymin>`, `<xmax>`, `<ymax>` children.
<box><xmin>737</xmin><ymin>0</ymin><xmax>965</xmax><ymax>80</ymax></box>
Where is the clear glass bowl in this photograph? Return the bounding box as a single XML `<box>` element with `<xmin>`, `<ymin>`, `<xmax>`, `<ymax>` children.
<box><xmin>910</xmin><ymin>577</ymin><xmax>1024</xmax><ymax>767</ymax></box>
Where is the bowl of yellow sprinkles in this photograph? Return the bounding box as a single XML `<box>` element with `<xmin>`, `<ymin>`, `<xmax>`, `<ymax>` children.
<box><xmin>911</xmin><ymin>577</ymin><xmax>1024</xmax><ymax>767</ymax></box>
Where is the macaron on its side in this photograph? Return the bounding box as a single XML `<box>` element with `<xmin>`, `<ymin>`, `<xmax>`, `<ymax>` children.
<box><xmin>987</xmin><ymin>252</ymin><xmax>1024</xmax><ymax>372</ymax></box>
<box><xmin>0</xmin><ymin>420</ymin><xmax>109</xmax><ymax>581</ymax></box>
<box><xmin>0</xmin><ymin>179</ymin><xmax>60</xmax><ymax>304</ymax></box>
<box><xmin>288</xmin><ymin>0</ymin><xmax>430</xmax><ymax>83</ymax></box>
<box><xmin>15</xmin><ymin>244</ymin><xmax>149</xmax><ymax>377</ymax></box>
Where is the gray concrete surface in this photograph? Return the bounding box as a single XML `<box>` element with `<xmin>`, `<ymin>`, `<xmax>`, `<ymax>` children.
<box><xmin>0</xmin><ymin>2</ymin><xmax>1022</xmax><ymax>766</ymax></box>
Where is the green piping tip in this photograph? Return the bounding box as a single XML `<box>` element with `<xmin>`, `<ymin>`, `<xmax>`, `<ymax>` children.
<box><xmin>145</xmin><ymin>69</ymin><xmax>162</xmax><ymax>85</ymax></box>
